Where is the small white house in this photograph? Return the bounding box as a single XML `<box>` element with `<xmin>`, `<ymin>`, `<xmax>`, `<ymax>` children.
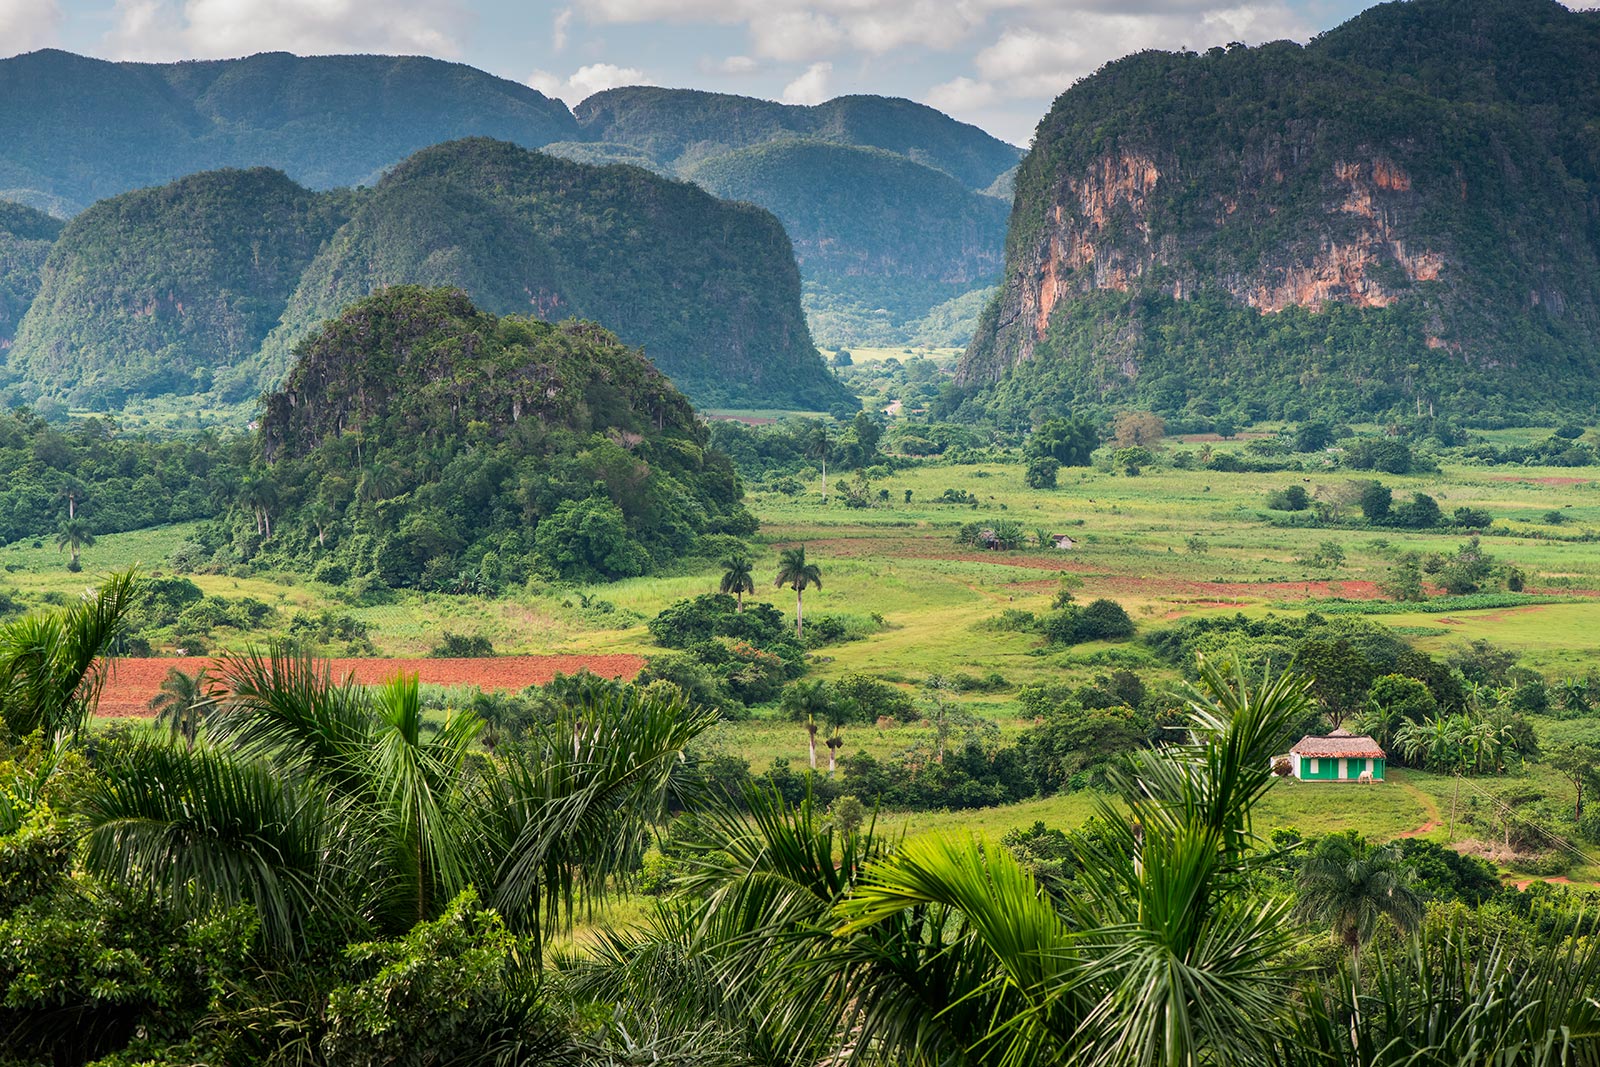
<box><xmin>1286</xmin><ymin>728</ymin><xmax>1386</xmax><ymax>782</ymax></box>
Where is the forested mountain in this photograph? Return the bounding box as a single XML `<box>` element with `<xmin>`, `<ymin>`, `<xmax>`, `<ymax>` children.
<box><xmin>0</xmin><ymin>52</ymin><xmax>1021</xmax><ymax>351</ymax></box>
<box><xmin>241</xmin><ymin>286</ymin><xmax>753</xmax><ymax>586</ymax></box>
<box><xmin>0</xmin><ymin>141</ymin><xmax>844</xmax><ymax>411</ymax></box>
<box><xmin>5</xmin><ymin>170</ymin><xmax>349</xmax><ymax>408</ymax></box>
<box><xmin>0</xmin><ymin>50</ymin><xmax>576</xmax><ymax>214</ymax></box>
<box><xmin>575</xmin><ymin>88</ymin><xmax>1021</xmax><ymax>346</ymax></box>
<box><xmin>0</xmin><ymin>201</ymin><xmax>60</xmax><ymax>349</ymax></box>
<box><xmin>260</xmin><ymin>138</ymin><xmax>844</xmax><ymax>409</ymax></box>
<box><xmin>687</xmin><ymin>141</ymin><xmax>1009</xmax><ymax>347</ymax></box>
<box><xmin>573</xmin><ymin>88</ymin><xmax>1020</xmax><ymax>191</ymax></box>
<box><xmin>958</xmin><ymin>0</ymin><xmax>1600</xmax><ymax>424</ymax></box>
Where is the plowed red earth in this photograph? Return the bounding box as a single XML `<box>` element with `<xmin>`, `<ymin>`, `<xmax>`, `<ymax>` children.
<box><xmin>97</xmin><ymin>655</ymin><xmax>645</xmax><ymax>718</ymax></box>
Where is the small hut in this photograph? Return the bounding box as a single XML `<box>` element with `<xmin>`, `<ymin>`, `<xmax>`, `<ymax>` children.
<box><xmin>1287</xmin><ymin>728</ymin><xmax>1386</xmax><ymax>782</ymax></box>
<box><xmin>1052</xmin><ymin>534</ymin><xmax>1077</xmax><ymax>550</ymax></box>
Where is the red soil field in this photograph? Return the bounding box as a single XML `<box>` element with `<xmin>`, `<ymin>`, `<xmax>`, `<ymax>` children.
<box><xmin>96</xmin><ymin>654</ymin><xmax>646</xmax><ymax>718</ymax></box>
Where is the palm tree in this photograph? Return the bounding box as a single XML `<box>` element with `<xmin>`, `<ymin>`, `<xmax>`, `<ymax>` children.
<box><xmin>718</xmin><ymin>555</ymin><xmax>754</xmax><ymax>612</ymax></box>
<box><xmin>774</xmin><ymin>546</ymin><xmax>822</xmax><ymax>639</ymax></box>
<box><xmin>238</xmin><ymin>474</ymin><xmax>277</xmax><ymax>538</ymax></box>
<box><xmin>1295</xmin><ymin>832</ymin><xmax>1422</xmax><ymax>962</ymax></box>
<box><xmin>635</xmin><ymin>655</ymin><xmax>1312</xmax><ymax>1067</ymax></box>
<box><xmin>83</xmin><ymin>644</ymin><xmax>717</xmax><ymax>955</ymax></box>
<box><xmin>824</xmin><ymin>724</ymin><xmax>844</xmax><ymax>776</ymax></box>
<box><xmin>56</xmin><ymin>477</ymin><xmax>84</xmax><ymax>521</ymax></box>
<box><xmin>148</xmin><ymin>666</ymin><xmax>214</xmax><ymax>748</ymax></box>
<box><xmin>307</xmin><ymin>498</ymin><xmax>337</xmax><ymax>548</ymax></box>
<box><xmin>782</xmin><ymin>679</ymin><xmax>831</xmax><ymax>772</ymax></box>
<box><xmin>807</xmin><ymin>422</ymin><xmax>831</xmax><ymax>502</ymax></box>
<box><xmin>55</xmin><ymin>519</ymin><xmax>95</xmax><ymax>571</ymax></box>
<box><xmin>0</xmin><ymin>570</ymin><xmax>141</xmax><ymax>741</ymax></box>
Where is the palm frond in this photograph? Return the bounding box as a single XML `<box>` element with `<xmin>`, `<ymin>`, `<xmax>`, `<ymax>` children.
<box><xmin>478</xmin><ymin>686</ymin><xmax>718</xmax><ymax>954</ymax></box>
<box><xmin>82</xmin><ymin>741</ymin><xmax>347</xmax><ymax>949</ymax></box>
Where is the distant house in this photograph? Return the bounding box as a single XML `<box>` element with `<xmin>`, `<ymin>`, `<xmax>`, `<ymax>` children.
<box><xmin>1287</xmin><ymin>728</ymin><xmax>1386</xmax><ymax>782</ymax></box>
<box><xmin>1052</xmin><ymin>534</ymin><xmax>1077</xmax><ymax>550</ymax></box>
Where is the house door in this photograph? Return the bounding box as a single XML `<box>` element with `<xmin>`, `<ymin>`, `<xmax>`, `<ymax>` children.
<box><xmin>1338</xmin><ymin>758</ymin><xmax>1348</xmax><ymax>779</ymax></box>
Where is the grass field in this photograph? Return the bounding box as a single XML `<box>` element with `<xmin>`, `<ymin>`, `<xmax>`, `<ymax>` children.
<box><xmin>21</xmin><ymin>436</ymin><xmax>1600</xmax><ymax>881</ymax></box>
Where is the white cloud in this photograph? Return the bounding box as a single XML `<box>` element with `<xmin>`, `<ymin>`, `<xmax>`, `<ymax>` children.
<box><xmin>916</xmin><ymin>1</ymin><xmax>1310</xmax><ymax>140</ymax></box>
<box><xmin>103</xmin><ymin>0</ymin><xmax>466</xmax><ymax>61</ymax></box>
<box><xmin>710</xmin><ymin>54</ymin><xmax>759</xmax><ymax>75</ymax></box>
<box><xmin>749</xmin><ymin>11</ymin><xmax>843</xmax><ymax>62</ymax></box>
<box><xmin>780</xmin><ymin>60</ymin><xmax>831</xmax><ymax>105</ymax></box>
<box><xmin>926</xmin><ymin>75</ymin><xmax>998</xmax><ymax>113</ymax></box>
<box><xmin>552</xmin><ymin>7</ymin><xmax>572</xmax><ymax>50</ymax></box>
<box><xmin>528</xmin><ymin>62</ymin><xmax>653</xmax><ymax>105</ymax></box>
<box><xmin>0</xmin><ymin>0</ymin><xmax>61</xmax><ymax>54</ymax></box>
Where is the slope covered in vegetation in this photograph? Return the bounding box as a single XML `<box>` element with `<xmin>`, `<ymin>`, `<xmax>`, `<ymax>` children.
<box><xmin>0</xmin><ymin>49</ymin><xmax>577</xmax><ymax>213</ymax></box>
<box><xmin>958</xmin><ymin>0</ymin><xmax>1600</xmax><ymax>424</ymax></box>
<box><xmin>688</xmin><ymin>140</ymin><xmax>1008</xmax><ymax>346</ymax></box>
<box><xmin>0</xmin><ymin>200</ymin><xmax>60</xmax><ymax>349</ymax></box>
<box><xmin>574</xmin><ymin>87</ymin><xmax>1020</xmax><ymax>190</ymax></box>
<box><xmin>4</xmin><ymin>169</ymin><xmax>349</xmax><ymax>408</ymax></box>
<box><xmin>228</xmin><ymin>286</ymin><xmax>753</xmax><ymax>588</ymax></box>
<box><xmin>260</xmin><ymin>138</ymin><xmax>846</xmax><ymax>409</ymax></box>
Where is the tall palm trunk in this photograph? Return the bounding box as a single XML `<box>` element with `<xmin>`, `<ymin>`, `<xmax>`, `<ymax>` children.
<box><xmin>736</xmin><ymin>589</ymin><xmax>744</xmax><ymax>613</ymax></box>
<box><xmin>807</xmin><ymin>719</ymin><xmax>817</xmax><ymax>771</ymax></box>
<box><xmin>795</xmin><ymin>587</ymin><xmax>804</xmax><ymax>638</ymax></box>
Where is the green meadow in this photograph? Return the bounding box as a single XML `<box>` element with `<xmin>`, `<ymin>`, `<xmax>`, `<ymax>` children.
<box><xmin>23</xmin><ymin>438</ymin><xmax>1600</xmax><ymax>880</ymax></box>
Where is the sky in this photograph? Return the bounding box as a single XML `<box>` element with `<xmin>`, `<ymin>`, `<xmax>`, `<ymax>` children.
<box><xmin>0</xmin><ymin>0</ymin><xmax>1594</xmax><ymax>145</ymax></box>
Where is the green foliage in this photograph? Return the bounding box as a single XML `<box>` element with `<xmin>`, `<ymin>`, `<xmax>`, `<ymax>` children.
<box><xmin>961</xmin><ymin>1</ymin><xmax>1600</xmax><ymax>422</ymax></box>
<box><xmin>0</xmin><ymin>570</ymin><xmax>141</xmax><ymax>741</ymax></box>
<box><xmin>427</xmin><ymin>632</ymin><xmax>494</xmax><ymax>658</ymax></box>
<box><xmin>0</xmin><ymin>199</ymin><xmax>60</xmax><ymax>347</ymax></box>
<box><xmin>1027</xmin><ymin>415</ymin><xmax>1099</xmax><ymax>466</ymax></box>
<box><xmin>0</xmin><ymin>408</ymin><xmax>251</xmax><ymax>543</ymax></box>
<box><xmin>1024</xmin><ymin>455</ymin><xmax>1060</xmax><ymax>489</ymax></box>
<box><xmin>7</xmin><ymin>169</ymin><xmax>348</xmax><ymax>408</ymax></box>
<box><xmin>257</xmin><ymin>138</ymin><xmax>847</xmax><ymax>410</ymax></box>
<box><xmin>234</xmin><ymin>288</ymin><xmax>752</xmax><ymax>588</ymax></box>
<box><xmin>1042</xmin><ymin>598</ymin><xmax>1135</xmax><ymax>646</ymax></box>
<box><xmin>322</xmin><ymin>888</ymin><xmax>564</xmax><ymax>1067</ymax></box>
<box><xmin>686</xmin><ymin>140</ymin><xmax>1007</xmax><ymax>348</ymax></box>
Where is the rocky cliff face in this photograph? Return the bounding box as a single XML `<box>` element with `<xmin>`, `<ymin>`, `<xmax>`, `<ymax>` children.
<box><xmin>962</xmin><ymin>0</ymin><xmax>1600</xmax><ymax>421</ymax></box>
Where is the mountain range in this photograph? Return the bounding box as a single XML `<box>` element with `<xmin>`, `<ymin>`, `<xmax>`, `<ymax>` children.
<box><xmin>0</xmin><ymin>50</ymin><xmax>1019</xmax><ymax>350</ymax></box>
<box><xmin>3</xmin><ymin>140</ymin><xmax>846</xmax><ymax>412</ymax></box>
<box><xmin>957</xmin><ymin>0</ymin><xmax>1600</xmax><ymax>424</ymax></box>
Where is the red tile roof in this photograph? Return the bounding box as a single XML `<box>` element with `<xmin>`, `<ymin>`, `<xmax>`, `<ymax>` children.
<box><xmin>1290</xmin><ymin>729</ymin><xmax>1385</xmax><ymax>759</ymax></box>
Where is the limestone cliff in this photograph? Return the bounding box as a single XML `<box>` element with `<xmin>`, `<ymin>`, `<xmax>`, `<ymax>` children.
<box><xmin>961</xmin><ymin>0</ymin><xmax>1600</xmax><ymax>421</ymax></box>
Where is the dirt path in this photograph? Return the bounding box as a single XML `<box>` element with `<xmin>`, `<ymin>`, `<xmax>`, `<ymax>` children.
<box><xmin>1391</xmin><ymin>775</ymin><xmax>1443</xmax><ymax>837</ymax></box>
<box><xmin>98</xmin><ymin>654</ymin><xmax>646</xmax><ymax>717</ymax></box>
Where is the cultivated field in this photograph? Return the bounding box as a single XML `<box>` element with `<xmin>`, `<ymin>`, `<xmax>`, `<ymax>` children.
<box><xmin>12</xmin><ymin>429</ymin><xmax>1600</xmax><ymax>879</ymax></box>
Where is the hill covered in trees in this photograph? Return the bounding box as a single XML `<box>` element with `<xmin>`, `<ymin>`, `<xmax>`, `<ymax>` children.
<box><xmin>0</xmin><ymin>50</ymin><xmax>577</xmax><ymax>215</ymax></box>
<box><xmin>957</xmin><ymin>0</ymin><xmax>1600</xmax><ymax>425</ymax></box>
<box><xmin>1</xmin><ymin>142</ymin><xmax>846</xmax><ymax>412</ymax></box>
<box><xmin>259</xmin><ymin>138</ymin><xmax>843</xmax><ymax>409</ymax></box>
<box><xmin>686</xmin><ymin>141</ymin><xmax>1008</xmax><ymax>347</ymax></box>
<box><xmin>5</xmin><ymin>170</ymin><xmax>350</xmax><ymax>407</ymax></box>
<box><xmin>0</xmin><ymin>52</ymin><xmax>1021</xmax><ymax>350</ymax></box>
<box><xmin>0</xmin><ymin>200</ymin><xmax>60</xmax><ymax>349</ymax></box>
<box><xmin>573</xmin><ymin>88</ymin><xmax>1019</xmax><ymax>190</ymax></box>
<box><xmin>224</xmin><ymin>286</ymin><xmax>753</xmax><ymax>588</ymax></box>
<box><xmin>576</xmin><ymin>89</ymin><xmax>1021</xmax><ymax>346</ymax></box>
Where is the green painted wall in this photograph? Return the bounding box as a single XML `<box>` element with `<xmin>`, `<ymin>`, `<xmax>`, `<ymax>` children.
<box><xmin>1296</xmin><ymin>756</ymin><xmax>1385</xmax><ymax>781</ymax></box>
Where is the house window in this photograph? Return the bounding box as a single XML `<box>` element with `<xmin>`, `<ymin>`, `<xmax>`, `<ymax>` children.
<box><xmin>1309</xmin><ymin>758</ymin><xmax>1319</xmax><ymax>774</ymax></box>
